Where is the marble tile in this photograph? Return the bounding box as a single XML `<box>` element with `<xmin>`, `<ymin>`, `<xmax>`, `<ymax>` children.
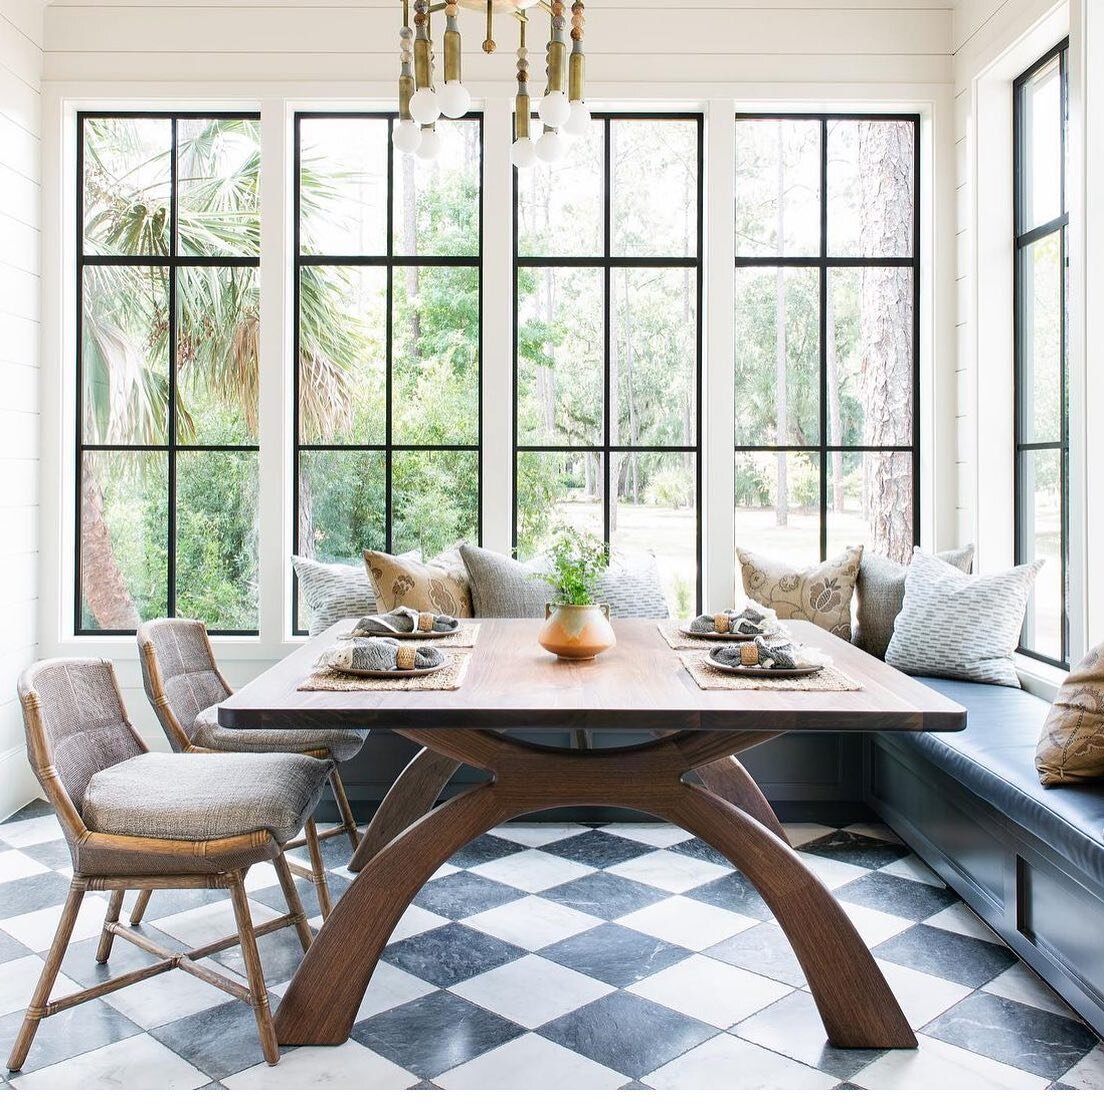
<box><xmin>0</xmin><ymin>815</ymin><xmax>64</xmax><ymax>850</ymax></box>
<box><xmin>879</xmin><ymin>854</ymin><xmax>945</xmax><ymax>888</ymax></box>
<box><xmin>922</xmin><ymin>991</ymin><xmax>1099</xmax><ymax>1079</ymax></box>
<box><xmin>241</xmin><ymin>861</ymin><xmax>280</xmax><ymax>892</ymax></box>
<box><xmin>704</xmin><ymin>921</ymin><xmax>806</xmax><ymax>988</ymax></box>
<box><xmin>487</xmin><ymin>823</ymin><xmax>591</xmax><ymax>849</ymax></box>
<box><xmin>17</xmin><ymin>839</ymin><xmax>73</xmax><ymax>872</ymax></box>
<box><xmin>539</xmin><ymin>829</ymin><xmax>657</xmax><ymax>869</ymax></box>
<box><xmin>210</xmin><ymin>923</ymin><xmax>310</xmax><ymax>986</ymax></box>
<box><xmin>149</xmin><ymin>999</ymin><xmax>271</xmax><ymax>1081</ymax></box>
<box><xmin>0</xmin><ymin>928</ymin><xmax>31</xmax><ymax>964</ymax></box>
<box><xmin>802</xmin><ymin>829</ymin><xmax>910</xmax><ymax>869</ymax></box>
<box><xmin>607</xmin><ymin>849</ymin><xmax>731</xmax><ymax>894</ymax></box>
<box><xmin>601</xmin><ymin>823</ymin><xmax>695</xmax><ymax>849</ymax></box>
<box><xmin>150</xmin><ymin>898</ymin><xmax>279</xmax><ymax>950</ymax></box>
<box><xmin>628</xmin><ymin>954</ymin><xmax>793</xmax><ymax>1028</ymax></box>
<box><xmin>450</xmin><ymin>954</ymin><xmax>614</xmax><ymax>1028</ymax></box>
<box><xmin>445</xmin><ymin>832</ymin><xmax>526</xmax><ymax>869</ymax></box>
<box><xmin>873</xmin><ymin>924</ymin><xmax>1017</xmax><ymax>988</ymax></box>
<box><xmin>852</xmin><ymin>1033</ymin><xmax>1050</xmax><ymax>1090</ymax></box>
<box><xmin>0</xmin><ymin>872</ymin><xmax>74</xmax><ymax>917</ymax></box>
<box><xmin>250</xmin><ymin>871</ymin><xmax>351</xmax><ymax>920</ymax></box>
<box><xmin>102</xmin><ymin>963</ymin><xmax>238</xmax><ymax>1029</ymax></box>
<box><xmin>841</xmin><ymin>823</ymin><xmax>903</xmax><ymax>844</ymax></box>
<box><xmin>837</xmin><ymin>901</ymin><xmax>913</xmax><ymax>947</ymax></box>
<box><xmin>128</xmin><ymin>887</ymin><xmax>227</xmax><ymax>920</ymax></box>
<box><xmin>668</xmin><ymin>836</ymin><xmax>735</xmax><ymax>869</ymax></box>
<box><xmin>10</xmin><ymin>1033</ymin><xmax>210</xmax><ymax>1090</ymax></box>
<box><xmin>782</xmin><ymin>822</ymin><xmax>837</xmax><ymax>848</ymax></box>
<box><xmin>800</xmin><ymin>853</ymin><xmax>871</xmax><ymax>890</ymax></box>
<box><xmin>352</xmin><ymin>990</ymin><xmax>523</xmax><ymax>1079</ymax></box>
<box><xmin>982</xmin><ymin>963</ymin><xmax>1077</xmax><ymax>1019</ymax></box>
<box><xmin>874</xmin><ymin>958</ymin><xmax>973</xmax><ymax>1027</ymax></box>
<box><xmin>1</xmin><ymin>893</ymin><xmax>111</xmax><ymax>952</ymax></box>
<box><xmin>541</xmin><ymin>923</ymin><xmax>691</xmax><ymax>988</ymax></box>
<box><xmin>645</xmin><ymin>1032</ymin><xmax>838</xmax><ymax>1091</ymax></box>
<box><xmin>387</xmin><ymin>903</ymin><xmax>450</xmax><ymax>943</ymax></box>
<box><xmin>0</xmin><ymin>998</ymin><xmax>140</xmax><ymax>1076</ymax></box>
<box><xmin>412</xmin><ymin>870</ymin><xmax>524</xmax><ymax>919</ymax></box>
<box><xmin>541</xmin><ymin>870</ymin><xmax>667</xmax><ymax>919</ymax></box>
<box><xmin>0</xmin><ymin>849</ymin><xmax>49</xmax><ymax>884</ymax></box>
<box><xmin>1057</xmin><ymin>1045</ymin><xmax>1104</xmax><ymax>1090</ymax></box>
<box><xmin>434</xmin><ymin>1031</ymin><xmax>628</xmax><ymax>1090</ymax></box>
<box><xmin>461</xmin><ymin>894</ymin><xmax>602</xmax><ymax>950</ymax></box>
<box><xmin>923</xmin><ymin>902</ymin><xmax>1003</xmax><ymax>943</ymax></box>
<box><xmin>538</xmin><ymin>989</ymin><xmax>715</xmax><ymax>1080</ymax></box>
<box><xmin>834</xmin><ymin>871</ymin><xmax>959</xmax><ymax>922</ymax></box>
<box><xmin>383</xmin><ymin>922</ymin><xmax>525</xmax><ymax>989</ymax></box>
<box><xmin>470</xmin><ymin>848</ymin><xmax>595</xmax><ymax>893</ymax></box>
<box><xmin>223</xmin><ymin>1041</ymin><xmax>417</xmax><ymax>1090</ymax></box>
<box><xmin>0</xmin><ymin>954</ymin><xmax>81</xmax><ymax>1022</ymax></box>
<box><xmin>353</xmin><ymin>961</ymin><xmax>437</xmax><ymax>1023</ymax></box>
<box><xmin>615</xmin><ymin>894</ymin><xmax>757</xmax><ymax>951</ymax></box>
<box><xmin>682</xmin><ymin>871</ymin><xmax>773</xmax><ymax>920</ymax></box>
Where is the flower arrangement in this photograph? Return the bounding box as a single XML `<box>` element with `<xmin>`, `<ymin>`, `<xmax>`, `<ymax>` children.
<box><xmin>534</xmin><ymin>529</ymin><xmax>610</xmax><ymax>607</ymax></box>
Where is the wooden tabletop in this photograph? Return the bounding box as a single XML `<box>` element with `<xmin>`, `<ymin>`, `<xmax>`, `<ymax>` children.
<box><xmin>219</xmin><ymin>619</ymin><xmax>966</xmax><ymax>734</ymax></box>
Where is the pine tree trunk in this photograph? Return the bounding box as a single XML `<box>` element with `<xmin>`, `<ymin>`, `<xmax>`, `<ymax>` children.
<box><xmin>79</xmin><ymin>463</ymin><xmax>140</xmax><ymax>629</ymax></box>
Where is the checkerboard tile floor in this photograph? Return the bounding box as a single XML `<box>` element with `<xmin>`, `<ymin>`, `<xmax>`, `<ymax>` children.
<box><xmin>2</xmin><ymin>800</ymin><xmax>1101</xmax><ymax>1091</ymax></box>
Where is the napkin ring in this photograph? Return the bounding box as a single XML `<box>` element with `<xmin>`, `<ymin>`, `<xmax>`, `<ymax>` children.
<box><xmin>417</xmin><ymin>612</ymin><xmax>435</xmax><ymax>632</ymax></box>
<box><xmin>395</xmin><ymin>645</ymin><xmax>418</xmax><ymax>670</ymax></box>
<box><xmin>713</xmin><ymin>613</ymin><xmax>731</xmax><ymax>634</ymax></box>
<box><xmin>740</xmin><ymin>643</ymin><xmax>759</xmax><ymax>666</ymax></box>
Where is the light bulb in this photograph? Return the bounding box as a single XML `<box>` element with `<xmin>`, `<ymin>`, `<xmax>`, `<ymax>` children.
<box><xmin>510</xmin><ymin>136</ymin><xmax>537</xmax><ymax>169</ymax></box>
<box><xmin>393</xmin><ymin>119</ymin><xmax>423</xmax><ymax>155</ymax></box>
<box><xmin>535</xmin><ymin>130</ymin><xmax>566</xmax><ymax>164</ymax></box>
<box><xmin>409</xmin><ymin>88</ymin><xmax>441</xmax><ymax>125</ymax></box>
<box><xmin>416</xmin><ymin>128</ymin><xmax>442</xmax><ymax>161</ymax></box>
<box><xmin>538</xmin><ymin>90</ymin><xmax>571</xmax><ymax>129</ymax></box>
<box><xmin>438</xmin><ymin>80</ymin><xmax>471</xmax><ymax>119</ymax></box>
<box><xmin>564</xmin><ymin>100</ymin><xmax>592</xmax><ymax>137</ymax></box>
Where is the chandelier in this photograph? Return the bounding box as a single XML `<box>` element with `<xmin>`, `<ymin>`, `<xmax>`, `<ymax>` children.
<box><xmin>393</xmin><ymin>0</ymin><xmax>593</xmax><ymax>167</ymax></box>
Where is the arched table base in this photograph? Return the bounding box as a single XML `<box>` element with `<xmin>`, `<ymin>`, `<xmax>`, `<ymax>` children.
<box><xmin>274</xmin><ymin>727</ymin><xmax>914</xmax><ymax>1052</ymax></box>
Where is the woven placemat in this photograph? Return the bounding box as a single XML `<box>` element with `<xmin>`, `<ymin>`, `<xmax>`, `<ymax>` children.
<box><xmin>298</xmin><ymin>650</ymin><xmax>472</xmax><ymax>693</ymax></box>
<box><xmin>679</xmin><ymin>651</ymin><xmax>863</xmax><ymax>692</ymax></box>
<box><xmin>656</xmin><ymin>619</ymin><xmax>753</xmax><ymax>650</ymax></box>
<box><xmin>345</xmin><ymin>621</ymin><xmax>482</xmax><ymax>650</ymax></box>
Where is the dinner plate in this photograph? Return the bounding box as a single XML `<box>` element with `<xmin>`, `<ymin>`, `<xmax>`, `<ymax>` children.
<box><xmin>342</xmin><ymin>627</ymin><xmax>458</xmax><ymax>640</ymax></box>
<box><xmin>704</xmin><ymin>657</ymin><xmax>823</xmax><ymax>678</ymax></box>
<box><xmin>332</xmin><ymin>658</ymin><xmax>450</xmax><ymax>678</ymax></box>
<box><xmin>680</xmin><ymin>627</ymin><xmax>757</xmax><ymax>642</ymax></box>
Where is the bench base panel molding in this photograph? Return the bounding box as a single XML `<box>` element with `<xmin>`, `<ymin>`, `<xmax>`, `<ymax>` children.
<box><xmin>866</xmin><ymin>731</ymin><xmax>1104</xmax><ymax>1040</ymax></box>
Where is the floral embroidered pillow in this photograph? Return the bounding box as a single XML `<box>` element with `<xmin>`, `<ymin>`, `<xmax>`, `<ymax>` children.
<box><xmin>363</xmin><ymin>546</ymin><xmax>474</xmax><ymax>619</ymax></box>
<box><xmin>736</xmin><ymin>545</ymin><xmax>864</xmax><ymax>640</ymax></box>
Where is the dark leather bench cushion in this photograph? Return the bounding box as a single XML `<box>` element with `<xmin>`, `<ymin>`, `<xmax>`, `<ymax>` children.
<box><xmin>878</xmin><ymin>677</ymin><xmax>1104</xmax><ymax>887</ymax></box>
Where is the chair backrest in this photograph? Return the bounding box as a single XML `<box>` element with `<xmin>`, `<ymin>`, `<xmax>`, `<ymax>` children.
<box><xmin>18</xmin><ymin>658</ymin><xmax>147</xmax><ymax>839</ymax></box>
<box><xmin>137</xmin><ymin>618</ymin><xmax>232</xmax><ymax>751</ymax></box>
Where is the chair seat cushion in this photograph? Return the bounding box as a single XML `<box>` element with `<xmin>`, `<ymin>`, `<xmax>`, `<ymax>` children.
<box><xmin>84</xmin><ymin>751</ymin><xmax>331</xmax><ymax>847</ymax></box>
<box><xmin>190</xmin><ymin>704</ymin><xmax>365</xmax><ymax>762</ymax></box>
<box><xmin>879</xmin><ymin>678</ymin><xmax>1104</xmax><ymax>886</ymax></box>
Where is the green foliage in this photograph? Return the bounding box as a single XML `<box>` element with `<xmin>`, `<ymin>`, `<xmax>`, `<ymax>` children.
<box><xmin>534</xmin><ymin>529</ymin><xmax>611</xmax><ymax>607</ymax></box>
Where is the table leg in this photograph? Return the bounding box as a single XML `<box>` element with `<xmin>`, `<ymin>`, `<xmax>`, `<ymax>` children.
<box><xmin>695</xmin><ymin>756</ymin><xmax>789</xmax><ymax>845</ymax></box>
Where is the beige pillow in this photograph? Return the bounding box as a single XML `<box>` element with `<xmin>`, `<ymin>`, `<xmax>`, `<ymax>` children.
<box><xmin>363</xmin><ymin>545</ymin><xmax>473</xmax><ymax>618</ymax></box>
<box><xmin>737</xmin><ymin>545</ymin><xmax>864</xmax><ymax>640</ymax></box>
<box><xmin>1035</xmin><ymin>641</ymin><xmax>1104</xmax><ymax>785</ymax></box>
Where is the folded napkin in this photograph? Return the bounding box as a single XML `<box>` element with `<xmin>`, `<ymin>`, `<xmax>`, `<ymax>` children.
<box><xmin>344</xmin><ymin>606</ymin><xmax>460</xmax><ymax>638</ymax></box>
<box><xmin>318</xmin><ymin>636</ymin><xmax>446</xmax><ymax>673</ymax></box>
<box><xmin>690</xmin><ymin>601</ymin><xmax>780</xmax><ymax>637</ymax></box>
<box><xmin>709</xmin><ymin>635</ymin><xmax>830</xmax><ymax>671</ymax></box>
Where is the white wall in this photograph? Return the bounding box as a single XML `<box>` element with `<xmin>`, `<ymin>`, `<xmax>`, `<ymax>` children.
<box><xmin>0</xmin><ymin>0</ymin><xmax>43</xmax><ymax>818</ymax></box>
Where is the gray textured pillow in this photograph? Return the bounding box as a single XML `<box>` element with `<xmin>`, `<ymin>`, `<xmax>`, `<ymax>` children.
<box><xmin>292</xmin><ymin>556</ymin><xmax>378</xmax><ymax>638</ymax></box>
<box><xmin>885</xmin><ymin>549</ymin><xmax>1042</xmax><ymax>687</ymax></box>
<box><xmin>855</xmin><ymin>544</ymin><xmax>975</xmax><ymax>659</ymax></box>
<box><xmin>458</xmin><ymin>543</ymin><xmax>670</xmax><ymax>619</ymax></box>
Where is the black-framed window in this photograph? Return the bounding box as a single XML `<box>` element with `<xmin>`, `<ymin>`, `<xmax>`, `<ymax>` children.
<box><xmin>293</xmin><ymin>114</ymin><xmax>483</xmax><ymax>634</ymax></box>
<box><xmin>514</xmin><ymin>114</ymin><xmax>703</xmax><ymax>618</ymax></box>
<box><xmin>77</xmin><ymin>112</ymin><xmax>261</xmax><ymax>634</ymax></box>
<box><xmin>1014</xmin><ymin>42</ymin><xmax>1069</xmax><ymax>668</ymax></box>
<box><xmin>734</xmin><ymin>115</ymin><xmax>920</xmax><ymax>568</ymax></box>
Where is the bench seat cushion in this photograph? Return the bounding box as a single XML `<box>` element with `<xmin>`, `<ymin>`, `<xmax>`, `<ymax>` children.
<box><xmin>879</xmin><ymin>677</ymin><xmax>1104</xmax><ymax>887</ymax></box>
<box><xmin>84</xmin><ymin>751</ymin><xmax>332</xmax><ymax>846</ymax></box>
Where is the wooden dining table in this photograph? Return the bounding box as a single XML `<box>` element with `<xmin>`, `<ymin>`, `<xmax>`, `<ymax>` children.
<box><xmin>219</xmin><ymin>617</ymin><xmax>966</xmax><ymax>1052</ymax></box>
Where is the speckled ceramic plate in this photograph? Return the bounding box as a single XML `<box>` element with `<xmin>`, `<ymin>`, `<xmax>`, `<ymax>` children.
<box><xmin>704</xmin><ymin>657</ymin><xmax>823</xmax><ymax>678</ymax></box>
<box><xmin>333</xmin><ymin>659</ymin><xmax>450</xmax><ymax>678</ymax></box>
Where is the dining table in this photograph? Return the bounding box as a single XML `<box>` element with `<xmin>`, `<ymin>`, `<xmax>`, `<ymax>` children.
<box><xmin>219</xmin><ymin>617</ymin><xmax>967</xmax><ymax>1052</ymax></box>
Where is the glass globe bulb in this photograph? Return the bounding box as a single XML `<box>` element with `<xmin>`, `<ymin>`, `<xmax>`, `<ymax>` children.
<box><xmin>438</xmin><ymin>81</ymin><xmax>471</xmax><ymax>119</ymax></box>
<box><xmin>535</xmin><ymin>130</ymin><xmax>566</xmax><ymax>164</ymax></box>
<box><xmin>538</xmin><ymin>91</ymin><xmax>571</xmax><ymax>129</ymax></box>
<box><xmin>564</xmin><ymin>100</ymin><xmax>592</xmax><ymax>138</ymax></box>
<box><xmin>392</xmin><ymin>119</ymin><xmax>423</xmax><ymax>155</ymax></box>
<box><xmin>510</xmin><ymin>136</ymin><xmax>537</xmax><ymax>169</ymax></box>
<box><xmin>416</xmin><ymin>128</ymin><xmax>442</xmax><ymax>161</ymax></box>
<box><xmin>409</xmin><ymin>88</ymin><xmax>441</xmax><ymax>126</ymax></box>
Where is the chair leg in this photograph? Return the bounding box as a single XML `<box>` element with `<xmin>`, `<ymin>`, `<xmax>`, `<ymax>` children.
<box><xmin>304</xmin><ymin>819</ymin><xmax>333</xmax><ymax>920</ymax></box>
<box><xmin>227</xmin><ymin>874</ymin><xmax>279</xmax><ymax>1067</ymax></box>
<box><xmin>95</xmin><ymin>889</ymin><xmax>125</xmax><ymax>964</ymax></box>
<box><xmin>129</xmin><ymin>889</ymin><xmax>153</xmax><ymax>926</ymax></box>
<box><xmin>272</xmin><ymin>854</ymin><xmax>313</xmax><ymax>953</ymax></box>
<box><xmin>8</xmin><ymin>878</ymin><xmax>87</xmax><ymax>1072</ymax></box>
<box><xmin>329</xmin><ymin>768</ymin><xmax>360</xmax><ymax>852</ymax></box>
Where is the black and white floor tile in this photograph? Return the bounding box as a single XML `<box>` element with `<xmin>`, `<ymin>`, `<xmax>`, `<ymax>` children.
<box><xmin>2</xmin><ymin>800</ymin><xmax>1102</xmax><ymax>1090</ymax></box>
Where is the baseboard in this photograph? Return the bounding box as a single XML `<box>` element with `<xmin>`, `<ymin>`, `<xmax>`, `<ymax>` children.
<box><xmin>0</xmin><ymin>745</ymin><xmax>41</xmax><ymax>823</ymax></box>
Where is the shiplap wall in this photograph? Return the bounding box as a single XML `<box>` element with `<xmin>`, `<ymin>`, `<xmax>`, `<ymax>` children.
<box><xmin>0</xmin><ymin>0</ymin><xmax>43</xmax><ymax>818</ymax></box>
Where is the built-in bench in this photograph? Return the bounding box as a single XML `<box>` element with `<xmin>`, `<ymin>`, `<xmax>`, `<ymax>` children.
<box><xmin>866</xmin><ymin>677</ymin><xmax>1104</xmax><ymax>1039</ymax></box>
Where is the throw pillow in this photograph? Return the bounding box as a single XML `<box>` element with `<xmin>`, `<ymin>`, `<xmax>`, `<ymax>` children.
<box><xmin>1035</xmin><ymin>641</ymin><xmax>1104</xmax><ymax>785</ymax></box>
<box><xmin>885</xmin><ymin>549</ymin><xmax>1042</xmax><ymax>687</ymax></box>
<box><xmin>855</xmin><ymin>544</ymin><xmax>975</xmax><ymax>659</ymax></box>
<box><xmin>737</xmin><ymin>545</ymin><xmax>864</xmax><ymax>639</ymax></box>
<box><xmin>364</xmin><ymin>545</ymin><xmax>474</xmax><ymax>618</ymax></box>
<box><xmin>458</xmin><ymin>543</ymin><xmax>671</xmax><ymax>620</ymax></box>
<box><xmin>291</xmin><ymin>556</ymin><xmax>377</xmax><ymax>638</ymax></box>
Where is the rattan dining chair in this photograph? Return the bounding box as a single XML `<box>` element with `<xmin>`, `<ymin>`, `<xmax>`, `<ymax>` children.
<box><xmin>137</xmin><ymin>618</ymin><xmax>367</xmax><ymax>919</ymax></box>
<box><xmin>8</xmin><ymin>658</ymin><xmax>330</xmax><ymax>1071</ymax></box>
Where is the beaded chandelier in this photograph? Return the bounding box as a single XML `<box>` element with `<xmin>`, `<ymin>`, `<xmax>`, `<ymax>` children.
<box><xmin>394</xmin><ymin>0</ymin><xmax>592</xmax><ymax>167</ymax></box>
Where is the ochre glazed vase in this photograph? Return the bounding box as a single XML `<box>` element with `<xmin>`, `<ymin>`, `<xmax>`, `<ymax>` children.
<box><xmin>538</xmin><ymin>603</ymin><xmax>617</xmax><ymax>661</ymax></box>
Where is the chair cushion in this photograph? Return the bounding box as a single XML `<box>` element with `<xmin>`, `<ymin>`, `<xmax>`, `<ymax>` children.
<box><xmin>879</xmin><ymin>677</ymin><xmax>1104</xmax><ymax>887</ymax></box>
<box><xmin>191</xmin><ymin>704</ymin><xmax>365</xmax><ymax>763</ymax></box>
<box><xmin>84</xmin><ymin>751</ymin><xmax>332</xmax><ymax>846</ymax></box>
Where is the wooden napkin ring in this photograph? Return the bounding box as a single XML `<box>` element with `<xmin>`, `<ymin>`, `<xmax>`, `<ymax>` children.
<box><xmin>740</xmin><ymin>643</ymin><xmax>759</xmax><ymax>666</ymax></box>
<box><xmin>713</xmin><ymin>613</ymin><xmax>731</xmax><ymax>634</ymax></box>
<box><xmin>417</xmin><ymin>612</ymin><xmax>435</xmax><ymax>632</ymax></box>
<box><xmin>395</xmin><ymin>645</ymin><xmax>418</xmax><ymax>670</ymax></box>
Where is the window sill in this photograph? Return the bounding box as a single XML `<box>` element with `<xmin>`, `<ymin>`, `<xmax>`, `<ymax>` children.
<box><xmin>1014</xmin><ymin>654</ymin><xmax>1065</xmax><ymax>703</ymax></box>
